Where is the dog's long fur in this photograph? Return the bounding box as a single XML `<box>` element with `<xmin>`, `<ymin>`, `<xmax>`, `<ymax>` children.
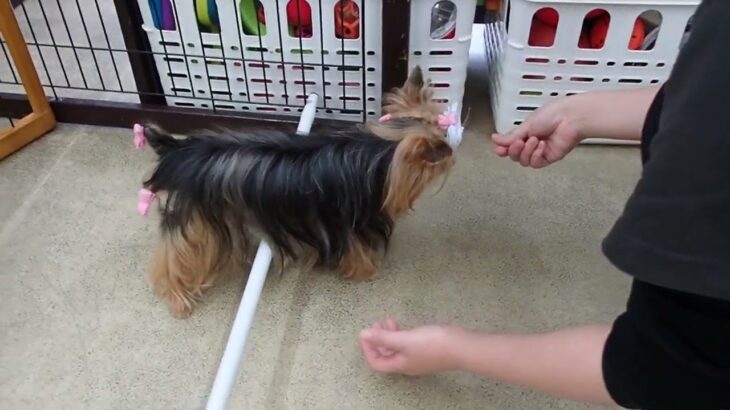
<box><xmin>140</xmin><ymin>66</ymin><xmax>456</xmax><ymax>317</ymax></box>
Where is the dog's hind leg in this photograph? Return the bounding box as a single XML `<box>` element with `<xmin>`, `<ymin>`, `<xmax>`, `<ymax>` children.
<box><xmin>150</xmin><ymin>215</ymin><xmax>237</xmax><ymax>317</ymax></box>
<box><xmin>336</xmin><ymin>238</ymin><xmax>378</xmax><ymax>280</ymax></box>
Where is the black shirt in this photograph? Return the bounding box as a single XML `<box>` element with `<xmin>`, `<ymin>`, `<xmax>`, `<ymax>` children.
<box><xmin>601</xmin><ymin>0</ymin><xmax>730</xmax><ymax>302</ymax></box>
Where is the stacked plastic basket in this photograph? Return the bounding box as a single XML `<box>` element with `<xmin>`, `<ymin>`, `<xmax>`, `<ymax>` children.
<box><xmin>485</xmin><ymin>0</ymin><xmax>700</xmax><ymax>137</ymax></box>
<box><xmin>137</xmin><ymin>0</ymin><xmax>476</xmax><ymax>122</ymax></box>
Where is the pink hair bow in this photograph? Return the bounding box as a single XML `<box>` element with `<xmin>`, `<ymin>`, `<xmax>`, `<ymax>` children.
<box><xmin>137</xmin><ymin>188</ymin><xmax>156</xmax><ymax>216</ymax></box>
<box><xmin>378</xmin><ymin>113</ymin><xmax>393</xmax><ymax>123</ymax></box>
<box><xmin>438</xmin><ymin>112</ymin><xmax>457</xmax><ymax>130</ymax></box>
<box><xmin>133</xmin><ymin>123</ymin><xmax>146</xmax><ymax>149</ymax></box>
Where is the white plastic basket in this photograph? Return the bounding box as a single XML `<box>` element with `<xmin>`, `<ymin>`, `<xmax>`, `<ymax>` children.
<box><xmin>409</xmin><ymin>0</ymin><xmax>477</xmax><ymax>119</ymax></box>
<box><xmin>137</xmin><ymin>0</ymin><xmax>381</xmax><ymax>121</ymax></box>
<box><xmin>485</xmin><ymin>0</ymin><xmax>700</xmax><ymax>136</ymax></box>
<box><xmin>136</xmin><ymin>0</ymin><xmax>476</xmax><ymax>123</ymax></box>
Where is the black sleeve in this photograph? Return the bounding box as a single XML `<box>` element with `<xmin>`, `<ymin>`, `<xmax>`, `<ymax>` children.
<box><xmin>602</xmin><ymin>280</ymin><xmax>730</xmax><ymax>410</ymax></box>
<box><xmin>601</xmin><ymin>0</ymin><xmax>730</xmax><ymax>301</ymax></box>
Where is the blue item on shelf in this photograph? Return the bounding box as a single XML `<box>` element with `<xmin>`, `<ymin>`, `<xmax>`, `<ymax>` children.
<box><xmin>208</xmin><ymin>0</ymin><xmax>220</xmax><ymax>27</ymax></box>
<box><xmin>149</xmin><ymin>0</ymin><xmax>176</xmax><ymax>30</ymax></box>
<box><xmin>149</xmin><ymin>0</ymin><xmax>162</xmax><ymax>29</ymax></box>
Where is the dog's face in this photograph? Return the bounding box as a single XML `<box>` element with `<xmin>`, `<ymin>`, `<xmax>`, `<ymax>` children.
<box><xmin>370</xmin><ymin>66</ymin><xmax>456</xmax><ymax>216</ymax></box>
<box><xmin>383</xmin><ymin>128</ymin><xmax>455</xmax><ymax>217</ymax></box>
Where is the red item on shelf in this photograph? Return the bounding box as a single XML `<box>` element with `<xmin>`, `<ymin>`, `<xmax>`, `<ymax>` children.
<box><xmin>286</xmin><ymin>0</ymin><xmax>312</xmax><ymax>26</ymax></box>
<box><xmin>257</xmin><ymin>1</ymin><xmax>266</xmax><ymax>24</ymax></box>
<box><xmin>294</xmin><ymin>25</ymin><xmax>313</xmax><ymax>38</ymax></box>
<box><xmin>443</xmin><ymin>25</ymin><xmax>455</xmax><ymax>39</ymax></box>
<box><xmin>590</xmin><ymin>14</ymin><xmax>610</xmax><ymax>48</ymax></box>
<box><xmin>578</xmin><ymin>32</ymin><xmax>591</xmax><ymax>48</ymax></box>
<box><xmin>535</xmin><ymin>8</ymin><xmax>559</xmax><ymax>26</ymax></box>
<box><xmin>334</xmin><ymin>0</ymin><xmax>359</xmax><ymax>39</ymax></box>
<box><xmin>528</xmin><ymin>17</ymin><xmax>556</xmax><ymax>47</ymax></box>
<box><xmin>628</xmin><ymin>18</ymin><xmax>646</xmax><ymax>50</ymax></box>
<box><xmin>586</xmin><ymin>9</ymin><xmax>606</xmax><ymax>20</ymax></box>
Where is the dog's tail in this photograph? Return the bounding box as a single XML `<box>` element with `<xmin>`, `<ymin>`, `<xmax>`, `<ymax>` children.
<box><xmin>138</xmin><ymin>123</ymin><xmax>181</xmax><ymax>156</ymax></box>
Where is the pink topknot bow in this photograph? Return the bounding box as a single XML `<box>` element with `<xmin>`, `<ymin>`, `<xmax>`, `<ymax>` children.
<box><xmin>378</xmin><ymin>113</ymin><xmax>393</xmax><ymax>123</ymax></box>
<box><xmin>133</xmin><ymin>123</ymin><xmax>146</xmax><ymax>149</ymax></box>
<box><xmin>137</xmin><ymin>188</ymin><xmax>156</xmax><ymax>216</ymax></box>
<box><xmin>438</xmin><ymin>112</ymin><xmax>457</xmax><ymax>130</ymax></box>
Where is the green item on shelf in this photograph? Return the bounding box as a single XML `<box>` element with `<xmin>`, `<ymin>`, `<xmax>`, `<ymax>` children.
<box><xmin>195</xmin><ymin>0</ymin><xmax>220</xmax><ymax>33</ymax></box>
<box><xmin>241</xmin><ymin>0</ymin><xmax>266</xmax><ymax>36</ymax></box>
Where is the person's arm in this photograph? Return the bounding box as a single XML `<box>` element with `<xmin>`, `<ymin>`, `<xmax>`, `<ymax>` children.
<box><xmin>491</xmin><ymin>85</ymin><xmax>660</xmax><ymax>168</ymax></box>
<box><xmin>568</xmin><ymin>85</ymin><xmax>660</xmax><ymax>141</ymax></box>
<box><xmin>448</xmin><ymin>325</ymin><xmax>615</xmax><ymax>405</ymax></box>
<box><xmin>360</xmin><ymin>320</ymin><xmax>616</xmax><ymax>406</ymax></box>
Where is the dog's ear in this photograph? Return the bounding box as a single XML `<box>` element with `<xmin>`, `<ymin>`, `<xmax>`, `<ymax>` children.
<box><xmin>406</xmin><ymin>65</ymin><xmax>424</xmax><ymax>89</ymax></box>
<box><xmin>420</xmin><ymin>137</ymin><xmax>453</xmax><ymax>164</ymax></box>
<box><xmin>404</xmin><ymin>135</ymin><xmax>453</xmax><ymax>165</ymax></box>
<box><xmin>402</xmin><ymin>65</ymin><xmax>427</xmax><ymax>99</ymax></box>
<box><xmin>380</xmin><ymin>64</ymin><xmax>437</xmax><ymax>118</ymax></box>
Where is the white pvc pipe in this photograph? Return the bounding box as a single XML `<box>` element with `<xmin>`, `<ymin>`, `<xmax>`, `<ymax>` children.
<box><xmin>206</xmin><ymin>94</ymin><xmax>319</xmax><ymax>410</ymax></box>
<box><xmin>297</xmin><ymin>94</ymin><xmax>318</xmax><ymax>136</ymax></box>
<box><xmin>206</xmin><ymin>242</ymin><xmax>272</xmax><ymax>410</ymax></box>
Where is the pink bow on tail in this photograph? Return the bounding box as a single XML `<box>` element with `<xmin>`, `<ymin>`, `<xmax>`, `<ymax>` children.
<box><xmin>438</xmin><ymin>112</ymin><xmax>457</xmax><ymax>130</ymax></box>
<box><xmin>137</xmin><ymin>188</ymin><xmax>156</xmax><ymax>216</ymax></box>
<box><xmin>133</xmin><ymin>123</ymin><xmax>146</xmax><ymax>149</ymax></box>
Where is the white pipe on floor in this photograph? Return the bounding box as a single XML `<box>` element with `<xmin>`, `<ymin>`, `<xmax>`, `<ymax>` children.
<box><xmin>206</xmin><ymin>94</ymin><xmax>318</xmax><ymax>410</ymax></box>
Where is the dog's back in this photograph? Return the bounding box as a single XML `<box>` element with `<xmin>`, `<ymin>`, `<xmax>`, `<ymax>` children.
<box><xmin>142</xmin><ymin>125</ymin><xmax>399</xmax><ymax>267</ymax></box>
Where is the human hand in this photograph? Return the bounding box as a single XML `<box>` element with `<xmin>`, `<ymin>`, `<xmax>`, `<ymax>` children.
<box><xmin>491</xmin><ymin>98</ymin><xmax>584</xmax><ymax>168</ymax></box>
<box><xmin>359</xmin><ymin>318</ymin><xmax>461</xmax><ymax>376</ymax></box>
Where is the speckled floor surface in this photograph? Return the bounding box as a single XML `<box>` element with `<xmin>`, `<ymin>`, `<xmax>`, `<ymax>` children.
<box><xmin>0</xmin><ymin>27</ymin><xmax>640</xmax><ymax>410</ymax></box>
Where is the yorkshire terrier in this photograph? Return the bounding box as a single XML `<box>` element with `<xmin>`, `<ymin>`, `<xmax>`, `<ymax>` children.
<box><xmin>136</xmin><ymin>66</ymin><xmax>456</xmax><ymax>317</ymax></box>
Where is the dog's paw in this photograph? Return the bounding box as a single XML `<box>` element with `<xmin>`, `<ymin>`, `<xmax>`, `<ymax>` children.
<box><xmin>167</xmin><ymin>293</ymin><xmax>195</xmax><ymax>319</ymax></box>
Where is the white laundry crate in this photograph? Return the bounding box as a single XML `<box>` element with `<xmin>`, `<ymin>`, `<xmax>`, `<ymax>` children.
<box><xmin>410</xmin><ymin>0</ymin><xmax>477</xmax><ymax>117</ymax></box>
<box><xmin>485</xmin><ymin>0</ymin><xmax>700</xmax><ymax>138</ymax></box>
<box><xmin>136</xmin><ymin>0</ymin><xmax>476</xmax><ymax>123</ymax></box>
